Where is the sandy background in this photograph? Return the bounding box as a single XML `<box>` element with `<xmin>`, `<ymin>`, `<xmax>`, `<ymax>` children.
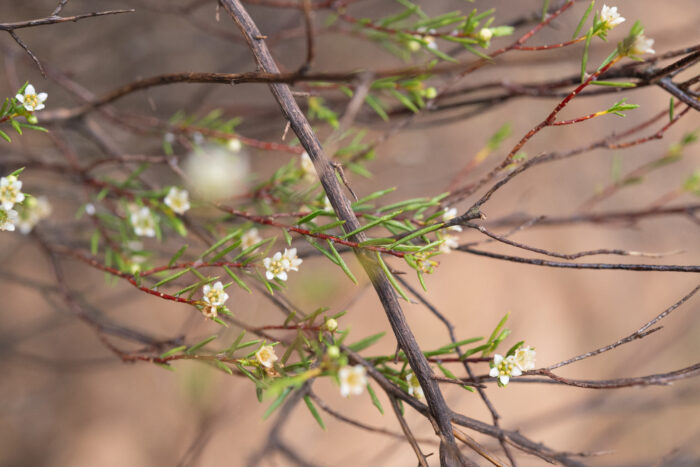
<box><xmin>0</xmin><ymin>1</ymin><xmax>699</xmax><ymax>466</ymax></box>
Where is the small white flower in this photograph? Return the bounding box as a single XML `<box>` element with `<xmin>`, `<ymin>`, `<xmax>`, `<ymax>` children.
<box><xmin>164</xmin><ymin>187</ymin><xmax>190</xmax><ymax>215</ymax></box>
<box><xmin>241</xmin><ymin>228</ymin><xmax>262</xmax><ymax>249</ymax></box>
<box><xmin>439</xmin><ymin>234</ymin><xmax>459</xmax><ymax>254</ymax></box>
<box><xmin>416</xmin><ymin>27</ymin><xmax>438</xmax><ymax>50</ymax></box>
<box><xmin>323</xmin><ymin>318</ymin><xmax>338</xmax><ymax>333</ymax></box>
<box><xmin>85</xmin><ymin>203</ymin><xmax>96</xmax><ymax>216</ymax></box>
<box><xmin>202</xmin><ymin>281</ymin><xmax>229</xmax><ymax>307</ymax></box>
<box><xmin>514</xmin><ymin>346</ymin><xmax>536</xmax><ymax>371</ymax></box>
<box><xmin>255</xmin><ymin>345</ymin><xmax>278</xmax><ymax>368</ymax></box>
<box><xmin>164</xmin><ymin>132</ymin><xmax>176</xmax><ymax>144</ymax></box>
<box><xmin>339</xmin><ymin>365</ymin><xmax>367</xmax><ymax>397</ymax></box>
<box><xmin>406</xmin><ymin>372</ymin><xmax>424</xmax><ymax>400</ymax></box>
<box><xmin>227</xmin><ymin>138</ymin><xmax>243</xmax><ymax>153</ymax></box>
<box><xmin>0</xmin><ymin>208</ymin><xmax>18</xmax><ymax>231</ymax></box>
<box><xmin>282</xmin><ymin>248</ymin><xmax>303</xmax><ymax>271</ymax></box>
<box><xmin>129</xmin><ymin>206</ymin><xmax>157</xmax><ymax>237</ymax></box>
<box><xmin>16</xmin><ymin>196</ymin><xmax>51</xmax><ymax>234</ymax></box>
<box><xmin>478</xmin><ymin>28</ymin><xmax>493</xmax><ymax>42</ymax></box>
<box><xmin>442</xmin><ymin>207</ymin><xmax>463</xmax><ymax>232</ymax></box>
<box><xmin>15</xmin><ymin>84</ymin><xmax>47</xmax><ymax>112</ymax></box>
<box><xmin>599</xmin><ymin>5</ymin><xmax>625</xmax><ymax>28</ymax></box>
<box><xmin>300</xmin><ymin>151</ymin><xmax>317</xmax><ymax>182</ymax></box>
<box><xmin>489</xmin><ymin>354</ymin><xmax>522</xmax><ymax>386</ymax></box>
<box><xmin>630</xmin><ymin>34</ymin><xmax>655</xmax><ymax>55</ymax></box>
<box><xmin>0</xmin><ymin>175</ymin><xmax>24</xmax><ymax>210</ymax></box>
<box><xmin>263</xmin><ymin>251</ymin><xmax>290</xmax><ymax>281</ymax></box>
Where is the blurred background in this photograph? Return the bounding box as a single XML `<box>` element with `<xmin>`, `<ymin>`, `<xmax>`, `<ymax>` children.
<box><xmin>0</xmin><ymin>1</ymin><xmax>698</xmax><ymax>466</ymax></box>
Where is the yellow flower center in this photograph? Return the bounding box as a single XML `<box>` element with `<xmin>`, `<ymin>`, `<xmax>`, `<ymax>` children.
<box><xmin>25</xmin><ymin>94</ymin><xmax>39</xmax><ymax>109</ymax></box>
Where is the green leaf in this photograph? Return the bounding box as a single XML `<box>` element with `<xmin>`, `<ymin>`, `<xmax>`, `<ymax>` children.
<box><xmin>153</xmin><ymin>269</ymin><xmax>188</xmax><ymax>288</ymax></box>
<box><xmin>327</xmin><ymin>240</ymin><xmax>358</xmax><ymax>284</ymax></box>
<box><xmin>303</xmin><ymin>395</ymin><xmax>326</xmax><ymax>429</ymax></box>
<box><xmin>347</xmin><ymin>332</ymin><xmax>385</xmax><ymax>352</ymax></box>
<box><xmin>90</xmin><ymin>230</ymin><xmax>100</xmax><ymax>255</ymax></box>
<box><xmin>365</xmin><ymin>94</ymin><xmax>389</xmax><ymax>121</ymax></box>
<box><xmin>366</xmin><ymin>383</ymin><xmax>384</xmax><ymax>414</ymax></box>
<box><xmin>0</xmin><ymin>129</ymin><xmax>11</xmax><ymax>142</ymax></box>
<box><xmin>376</xmin><ymin>252</ymin><xmax>410</xmax><ymax>301</ymax></box>
<box><xmin>573</xmin><ymin>0</ymin><xmax>595</xmax><ymax>39</ymax></box>
<box><xmin>168</xmin><ymin>245</ymin><xmax>188</xmax><ymax>267</ymax></box>
<box><xmin>224</xmin><ymin>265</ymin><xmax>251</xmax><ymax>293</ymax></box>
<box><xmin>669</xmin><ymin>98</ymin><xmax>675</xmax><ymax>121</ymax></box>
<box><xmin>263</xmin><ymin>387</ymin><xmax>294</xmax><ymax>419</ymax></box>
<box><xmin>580</xmin><ymin>27</ymin><xmax>594</xmax><ymax>83</ymax></box>
<box><xmin>186</xmin><ymin>335</ymin><xmax>218</xmax><ymax>354</ymax></box>
<box><xmin>591</xmin><ymin>80</ymin><xmax>636</xmax><ymax>87</ymax></box>
<box><xmin>159</xmin><ymin>345</ymin><xmax>187</xmax><ymax>359</ymax></box>
<box><xmin>386</xmin><ymin>223</ymin><xmax>443</xmax><ymax>249</ymax></box>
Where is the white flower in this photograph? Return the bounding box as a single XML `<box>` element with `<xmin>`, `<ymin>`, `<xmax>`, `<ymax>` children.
<box><xmin>300</xmin><ymin>151</ymin><xmax>317</xmax><ymax>182</ymax></box>
<box><xmin>164</xmin><ymin>187</ymin><xmax>190</xmax><ymax>215</ymax></box>
<box><xmin>129</xmin><ymin>206</ymin><xmax>157</xmax><ymax>237</ymax></box>
<box><xmin>489</xmin><ymin>354</ymin><xmax>522</xmax><ymax>386</ymax></box>
<box><xmin>184</xmin><ymin>145</ymin><xmax>250</xmax><ymax>201</ymax></box>
<box><xmin>406</xmin><ymin>372</ymin><xmax>424</xmax><ymax>400</ymax></box>
<box><xmin>0</xmin><ymin>208</ymin><xmax>18</xmax><ymax>231</ymax></box>
<box><xmin>263</xmin><ymin>251</ymin><xmax>290</xmax><ymax>281</ymax></box>
<box><xmin>478</xmin><ymin>28</ymin><xmax>493</xmax><ymax>42</ymax></box>
<box><xmin>227</xmin><ymin>138</ymin><xmax>242</xmax><ymax>153</ymax></box>
<box><xmin>416</xmin><ymin>27</ymin><xmax>438</xmax><ymax>50</ymax></box>
<box><xmin>630</xmin><ymin>34</ymin><xmax>655</xmax><ymax>55</ymax></box>
<box><xmin>15</xmin><ymin>84</ymin><xmax>47</xmax><ymax>112</ymax></box>
<box><xmin>599</xmin><ymin>5</ymin><xmax>625</xmax><ymax>28</ymax></box>
<box><xmin>241</xmin><ymin>228</ymin><xmax>262</xmax><ymax>249</ymax></box>
<box><xmin>442</xmin><ymin>207</ymin><xmax>463</xmax><ymax>232</ymax></box>
<box><xmin>85</xmin><ymin>203</ymin><xmax>96</xmax><ymax>216</ymax></box>
<box><xmin>339</xmin><ymin>365</ymin><xmax>367</xmax><ymax>397</ymax></box>
<box><xmin>439</xmin><ymin>234</ymin><xmax>459</xmax><ymax>254</ymax></box>
<box><xmin>255</xmin><ymin>345</ymin><xmax>278</xmax><ymax>368</ymax></box>
<box><xmin>283</xmin><ymin>248</ymin><xmax>303</xmax><ymax>272</ymax></box>
<box><xmin>202</xmin><ymin>281</ymin><xmax>229</xmax><ymax>307</ymax></box>
<box><xmin>323</xmin><ymin>318</ymin><xmax>338</xmax><ymax>333</ymax></box>
<box><xmin>0</xmin><ymin>175</ymin><xmax>24</xmax><ymax>210</ymax></box>
<box><xmin>164</xmin><ymin>132</ymin><xmax>176</xmax><ymax>144</ymax></box>
<box><xmin>16</xmin><ymin>196</ymin><xmax>51</xmax><ymax>234</ymax></box>
<box><xmin>514</xmin><ymin>346</ymin><xmax>536</xmax><ymax>371</ymax></box>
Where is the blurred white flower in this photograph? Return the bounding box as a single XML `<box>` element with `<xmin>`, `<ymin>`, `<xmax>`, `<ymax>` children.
<box><xmin>184</xmin><ymin>145</ymin><xmax>250</xmax><ymax>201</ymax></box>
<box><xmin>263</xmin><ymin>251</ymin><xmax>290</xmax><ymax>281</ymax></box>
<box><xmin>164</xmin><ymin>187</ymin><xmax>190</xmax><ymax>215</ymax></box>
<box><xmin>489</xmin><ymin>354</ymin><xmax>522</xmax><ymax>386</ymax></box>
<box><xmin>129</xmin><ymin>206</ymin><xmax>156</xmax><ymax>237</ymax></box>
<box><xmin>16</xmin><ymin>84</ymin><xmax>47</xmax><ymax>112</ymax></box>
<box><xmin>85</xmin><ymin>203</ymin><xmax>96</xmax><ymax>216</ymax></box>
<box><xmin>202</xmin><ymin>281</ymin><xmax>229</xmax><ymax>307</ymax></box>
<box><xmin>439</xmin><ymin>234</ymin><xmax>459</xmax><ymax>254</ymax></box>
<box><xmin>478</xmin><ymin>28</ymin><xmax>493</xmax><ymax>42</ymax></box>
<box><xmin>0</xmin><ymin>175</ymin><xmax>24</xmax><ymax>210</ymax></box>
<box><xmin>442</xmin><ymin>207</ymin><xmax>463</xmax><ymax>232</ymax></box>
<box><xmin>282</xmin><ymin>248</ymin><xmax>303</xmax><ymax>271</ymax></box>
<box><xmin>599</xmin><ymin>5</ymin><xmax>625</xmax><ymax>28</ymax></box>
<box><xmin>16</xmin><ymin>196</ymin><xmax>51</xmax><ymax>234</ymax></box>
<box><xmin>192</xmin><ymin>132</ymin><xmax>204</xmax><ymax>145</ymax></box>
<box><xmin>241</xmin><ymin>228</ymin><xmax>262</xmax><ymax>249</ymax></box>
<box><xmin>0</xmin><ymin>208</ymin><xmax>18</xmax><ymax>231</ymax></box>
<box><xmin>630</xmin><ymin>34</ymin><xmax>655</xmax><ymax>55</ymax></box>
<box><xmin>164</xmin><ymin>132</ymin><xmax>176</xmax><ymax>144</ymax></box>
<box><xmin>227</xmin><ymin>138</ymin><xmax>243</xmax><ymax>153</ymax></box>
<box><xmin>323</xmin><ymin>196</ymin><xmax>333</xmax><ymax>212</ymax></box>
<box><xmin>339</xmin><ymin>365</ymin><xmax>367</xmax><ymax>397</ymax></box>
<box><xmin>300</xmin><ymin>151</ymin><xmax>317</xmax><ymax>182</ymax></box>
<box><xmin>514</xmin><ymin>346</ymin><xmax>536</xmax><ymax>371</ymax></box>
<box><xmin>406</xmin><ymin>372</ymin><xmax>424</xmax><ymax>400</ymax></box>
<box><xmin>255</xmin><ymin>345</ymin><xmax>278</xmax><ymax>369</ymax></box>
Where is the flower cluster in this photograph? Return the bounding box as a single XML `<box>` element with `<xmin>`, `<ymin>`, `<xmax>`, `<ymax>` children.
<box><xmin>263</xmin><ymin>248</ymin><xmax>303</xmax><ymax>282</ymax></box>
<box><xmin>442</xmin><ymin>207</ymin><xmax>463</xmax><ymax>232</ymax></box>
<box><xmin>489</xmin><ymin>346</ymin><xmax>536</xmax><ymax>386</ymax></box>
<box><xmin>0</xmin><ymin>174</ymin><xmax>25</xmax><ymax>232</ymax></box>
<box><xmin>200</xmin><ymin>281</ymin><xmax>229</xmax><ymax>318</ymax></box>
